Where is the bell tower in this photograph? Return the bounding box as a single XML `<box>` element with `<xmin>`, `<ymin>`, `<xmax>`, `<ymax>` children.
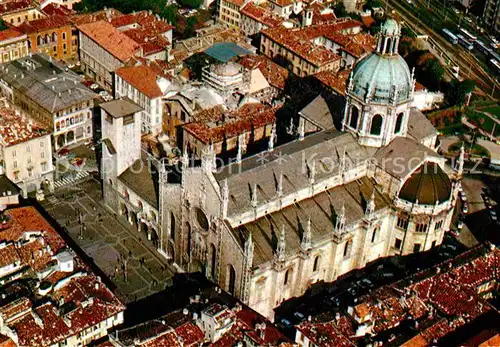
<box><xmin>342</xmin><ymin>18</ymin><xmax>415</xmax><ymax>148</ymax></box>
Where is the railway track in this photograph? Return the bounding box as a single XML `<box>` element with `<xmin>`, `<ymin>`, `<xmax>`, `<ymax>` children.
<box><xmin>386</xmin><ymin>0</ymin><xmax>499</xmax><ymax>99</ymax></box>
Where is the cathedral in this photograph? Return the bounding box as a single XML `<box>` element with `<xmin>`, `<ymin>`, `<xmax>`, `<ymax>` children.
<box><xmin>101</xmin><ymin>19</ymin><xmax>460</xmax><ymax>320</ymax></box>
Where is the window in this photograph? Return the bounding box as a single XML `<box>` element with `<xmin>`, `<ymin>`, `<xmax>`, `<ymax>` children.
<box><xmin>370</xmin><ymin>114</ymin><xmax>383</xmax><ymax>135</ymax></box>
<box><xmin>170</xmin><ymin>212</ymin><xmax>175</xmax><ymax>241</ymax></box>
<box><xmin>27</xmin><ymin>157</ymin><xmax>32</xmax><ymax>164</ymax></box>
<box><xmin>413</xmin><ymin>243</ymin><xmax>421</xmax><ymax>253</ymax></box>
<box><xmin>41</xmin><ymin>152</ymin><xmax>45</xmax><ymax>159</ymax></box>
<box><xmin>434</xmin><ymin>220</ymin><xmax>443</xmax><ymax>231</ymax></box>
<box><xmin>394</xmin><ymin>113</ymin><xmax>404</xmax><ymax>133</ymax></box>
<box><xmin>371</xmin><ymin>227</ymin><xmax>378</xmax><ymax>243</ymax></box>
<box><xmin>397</xmin><ymin>217</ymin><xmax>409</xmax><ymax>229</ymax></box>
<box><xmin>40</xmin><ymin>140</ymin><xmax>44</xmax><ymax>147</ymax></box>
<box><xmin>349</xmin><ymin>106</ymin><xmax>359</xmax><ymax>129</ymax></box>
<box><xmin>13</xmin><ymin>172</ymin><xmax>19</xmax><ymax>180</ymax></box>
<box><xmin>26</xmin><ymin>145</ymin><xmax>31</xmax><ymax>152</ymax></box>
<box><xmin>343</xmin><ymin>240</ymin><xmax>352</xmax><ymax>258</ymax></box>
<box><xmin>227</xmin><ymin>265</ymin><xmax>236</xmax><ymax>295</ymax></box>
<box><xmin>284</xmin><ymin>268</ymin><xmax>291</xmax><ymax>285</ymax></box>
<box><xmin>62</xmin><ymin>32</ymin><xmax>66</xmax><ymax>40</ymax></box>
<box><xmin>313</xmin><ymin>255</ymin><xmax>320</xmax><ymax>272</ymax></box>
<box><xmin>13</xmin><ymin>161</ymin><xmax>17</xmax><ymax>168</ymax></box>
<box><xmin>12</xmin><ymin>150</ymin><xmax>16</xmax><ymax>157</ymax></box>
<box><xmin>41</xmin><ymin>163</ymin><xmax>47</xmax><ymax>172</ymax></box>
<box><xmin>416</xmin><ymin>223</ymin><xmax>428</xmax><ymax>233</ymax></box>
<box><xmin>27</xmin><ymin>168</ymin><xmax>32</xmax><ymax>177</ymax></box>
<box><xmin>394</xmin><ymin>238</ymin><xmax>402</xmax><ymax>250</ymax></box>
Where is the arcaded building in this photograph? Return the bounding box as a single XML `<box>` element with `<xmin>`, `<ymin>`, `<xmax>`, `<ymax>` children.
<box><xmin>103</xmin><ymin>19</ymin><xmax>459</xmax><ymax>320</ymax></box>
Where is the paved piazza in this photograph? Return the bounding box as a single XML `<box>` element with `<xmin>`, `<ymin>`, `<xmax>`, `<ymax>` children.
<box><xmin>41</xmin><ymin>177</ymin><xmax>174</xmax><ymax>304</ymax></box>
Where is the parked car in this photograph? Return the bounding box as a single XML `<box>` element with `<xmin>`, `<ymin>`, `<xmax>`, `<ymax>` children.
<box><xmin>460</xmin><ymin>192</ymin><xmax>467</xmax><ymax>201</ymax></box>
<box><xmin>90</xmin><ymin>83</ymin><xmax>99</xmax><ymax>90</ymax></box>
<box><xmin>462</xmin><ymin>204</ymin><xmax>469</xmax><ymax>213</ymax></box>
<box><xmin>491</xmin><ymin>210</ymin><xmax>497</xmax><ymax>221</ymax></box>
<box><xmin>294</xmin><ymin>312</ymin><xmax>305</xmax><ymax>321</ymax></box>
<box><xmin>449</xmin><ymin>229</ymin><xmax>460</xmax><ymax>237</ymax></box>
<box><xmin>457</xmin><ymin>221</ymin><xmax>464</xmax><ymax>230</ymax></box>
<box><xmin>280</xmin><ymin>319</ymin><xmax>293</xmax><ymax>328</ymax></box>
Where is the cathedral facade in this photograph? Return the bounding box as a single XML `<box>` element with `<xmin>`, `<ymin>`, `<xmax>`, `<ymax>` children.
<box><xmin>102</xmin><ymin>19</ymin><xmax>460</xmax><ymax>320</ymax></box>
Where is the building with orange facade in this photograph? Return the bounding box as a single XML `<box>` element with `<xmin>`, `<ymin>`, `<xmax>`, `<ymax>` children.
<box><xmin>17</xmin><ymin>14</ymin><xmax>74</xmax><ymax>60</ymax></box>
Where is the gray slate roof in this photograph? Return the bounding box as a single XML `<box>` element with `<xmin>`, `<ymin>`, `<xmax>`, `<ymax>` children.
<box><xmin>374</xmin><ymin>136</ymin><xmax>441</xmax><ymax>179</ymax></box>
<box><xmin>0</xmin><ymin>54</ymin><xmax>98</xmax><ymax>113</ymax></box>
<box><xmin>407</xmin><ymin>107</ymin><xmax>437</xmax><ymax>143</ymax></box>
<box><xmin>299</xmin><ymin>95</ymin><xmax>335</xmax><ymax>130</ymax></box>
<box><xmin>214</xmin><ymin>129</ymin><xmax>370</xmax><ymax>218</ymax></box>
<box><xmin>236</xmin><ymin>176</ymin><xmax>389</xmax><ymax>266</ymax></box>
<box><xmin>118</xmin><ymin>154</ymin><xmax>158</xmax><ymax>208</ymax></box>
<box><xmin>100</xmin><ymin>98</ymin><xmax>142</xmax><ymax>118</ymax></box>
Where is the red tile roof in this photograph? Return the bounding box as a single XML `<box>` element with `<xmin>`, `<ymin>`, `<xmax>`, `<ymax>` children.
<box><xmin>0</xmin><ymin>26</ymin><xmax>25</xmax><ymax>42</ymax></box>
<box><xmin>313</xmin><ymin>69</ymin><xmax>350</xmax><ymax>95</ymax></box>
<box><xmin>0</xmin><ymin>107</ymin><xmax>50</xmax><ymax>147</ymax></box>
<box><xmin>240</xmin><ymin>3</ymin><xmax>284</xmax><ymax>28</ymax></box>
<box><xmin>239</xmin><ymin>55</ymin><xmax>289</xmax><ymax>90</ymax></box>
<box><xmin>77</xmin><ymin>20</ymin><xmax>140</xmax><ymax>62</ymax></box>
<box><xmin>0</xmin><ymin>207</ymin><xmax>125</xmax><ymax>347</ymax></box>
<box><xmin>183</xmin><ymin>104</ymin><xmax>279</xmax><ymax>144</ymax></box>
<box><xmin>116</xmin><ymin>65</ymin><xmax>163</xmax><ymax>99</ymax></box>
<box><xmin>0</xmin><ymin>0</ymin><xmax>33</xmax><ymax>15</ymax></box>
<box><xmin>17</xmin><ymin>14</ymin><xmax>69</xmax><ymax>34</ymax></box>
<box><xmin>41</xmin><ymin>3</ymin><xmax>75</xmax><ymax>17</ymax></box>
<box><xmin>69</xmin><ymin>8</ymin><xmax>123</xmax><ymax>26</ymax></box>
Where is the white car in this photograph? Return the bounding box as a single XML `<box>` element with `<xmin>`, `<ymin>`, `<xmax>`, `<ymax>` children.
<box><xmin>457</xmin><ymin>221</ymin><xmax>464</xmax><ymax>230</ymax></box>
<box><xmin>68</xmin><ymin>63</ymin><xmax>75</xmax><ymax>69</ymax></box>
<box><xmin>462</xmin><ymin>204</ymin><xmax>469</xmax><ymax>213</ymax></box>
<box><xmin>90</xmin><ymin>83</ymin><xmax>99</xmax><ymax>90</ymax></box>
<box><xmin>491</xmin><ymin>210</ymin><xmax>497</xmax><ymax>221</ymax></box>
<box><xmin>453</xmin><ymin>8</ymin><xmax>460</xmax><ymax>14</ymax></box>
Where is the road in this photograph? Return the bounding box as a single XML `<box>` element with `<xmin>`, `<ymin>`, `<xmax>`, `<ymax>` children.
<box><xmin>387</xmin><ymin>0</ymin><xmax>499</xmax><ymax>99</ymax></box>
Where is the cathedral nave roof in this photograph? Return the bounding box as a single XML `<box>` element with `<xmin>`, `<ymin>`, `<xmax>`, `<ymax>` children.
<box><xmin>235</xmin><ymin>176</ymin><xmax>390</xmax><ymax>266</ymax></box>
<box><xmin>214</xmin><ymin>129</ymin><xmax>370</xmax><ymax>219</ymax></box>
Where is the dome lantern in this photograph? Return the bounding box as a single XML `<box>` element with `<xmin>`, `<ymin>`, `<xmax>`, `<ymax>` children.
<box><xmin>376</xmin><ymin>18</ymin><xmax>401</xmax><ymax>56</ymax></box>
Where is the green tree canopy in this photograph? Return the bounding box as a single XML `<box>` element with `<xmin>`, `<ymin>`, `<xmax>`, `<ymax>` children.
<box><xmin>177</xmin><ymin>0</ymin><xmax>202</xmax><ymax>9</ymax></box>
<box><xmin>446</xmin><ymin>79</ymin><xmax>476</xmax><ymax>107</ymax></box>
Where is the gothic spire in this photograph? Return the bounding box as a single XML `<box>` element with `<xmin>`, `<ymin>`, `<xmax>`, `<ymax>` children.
<box><xmin>301</xmin><ymin>217</ymin><xmax>312</xmax><ymax>251</ymax></box>
<box><xmin>276</xmin><ymin>224</ymin><xmax>286</xmax><ymax>262</ymax></box>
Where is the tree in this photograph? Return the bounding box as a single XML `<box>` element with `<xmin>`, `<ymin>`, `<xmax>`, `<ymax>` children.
<box><xmin>184</xmin><ymin>16</ymin><xmax>197</xmax><ymax>38</ymax></box>
<box><xmin>177</xmin><ymin>0</ymin><xmax>203</xmax><ymax>9</ymax></box>
<box><xmin>334</xmin><ymin>2</ymin><xmax>348</xmax><ymax>18</ymax></box>
<box><xmin>446</xmin><ymin>79</ymin><xmax>476</xmax><ymax>107</ymax></box>
<box><xmin>161</xmin><ymin>5</ymin><xmax>178</xmax><ymax>25</ymax></box>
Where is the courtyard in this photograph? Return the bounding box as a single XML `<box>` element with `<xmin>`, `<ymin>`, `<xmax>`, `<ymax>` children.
<box><xmin>40</xmin><ymin>176</ymin><xmax>174</xmax><ymax>304</ymax></box>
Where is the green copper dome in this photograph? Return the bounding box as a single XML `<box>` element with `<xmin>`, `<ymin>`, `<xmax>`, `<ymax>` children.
<box><xmin>381</xmin><ymin>18</ymin><xmax>400</xmax><ymax>36</ymax></box>
<box><xmin>350</xmin><ymin>50</ymin><xmax>412</xmax><ymax>105</ymax></box>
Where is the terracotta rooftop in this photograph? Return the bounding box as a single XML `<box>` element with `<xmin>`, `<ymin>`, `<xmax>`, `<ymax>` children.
<box><xmin>0</xmin><ymin>26</ymin><xmax>25</xmax><ymax>42</ymax></box>
<box><xmin>0</xmin><ymin>106</ymin><xmax>50</xmax><ymax>147</ymax></box>
<box><xmin>41</xmin><ymin>3</ymin><xmax>75</xmax><ymax>17</ymax></box>
<box><xmin>223</xmin><ymin>0</ymin><xmax>245</xmax><ymax>7</ymax></box>
<box><xmin>296</xmin><ymin>244</ymin><xmax>500</xmax><ymax>346</ymax></box>
<box><xmin>240</xmin><ymin>3</ymin><xmax>284</xmax><ymax>28</ymax></box>
<box><xmin>109</xmin><ymin>11</ymin><xmax>173</xmax><ymax>56</ymax></box>
<box><xmin>268</xmin><ymin>0</ymin><xmax>294</xmax><ymax>7</ymax></box>
<box><xmin>0</xmin><ymin>0</ymin><xmax>33</xmax><ymax>15</ymax></box>
<box><xmin>313</xmin><ymin>69</ymin><xmax>350</xmax><ymax>95</ymax></box>
<box><xmin>262</xmin><ymin>26</ymin><xmax>341</xmax><ymax>67</ymax></box>
<box><xmin>0</xmin><ymin>207</ymin><xmax>125</xmax><ymax>347</ymax></box>
<box><xmin>17</xmin><ymin>14</ymin><xmax>69</xmax><ymax>34</ymax></box>
<box><xmin>239</xmin><ymin>55</ymin><xmax>289</xmax><ymax>90</ymax></box>
<box><xmin>183</xmin><ymin>103</ymin><xmax>279</xmax><ymax>144</ymax></box>
<box><xmin>69</xmin><ymin>8</ymin><xmax>122</xmax><ymax>25</ymax></box>
<box><xmin>116</xmin><ymin>65</ymin><xmax>163</xmax><ymax>99</ymax></box>
<box><xmin>77</xmin><ymin>20</ymin><xmax>140</xmax><ymax>62</ymax></box>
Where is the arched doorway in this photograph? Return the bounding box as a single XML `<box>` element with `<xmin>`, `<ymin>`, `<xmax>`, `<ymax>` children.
<box><xmin>394</xmin><ymin>113</ymin><xmax>404</xmax><ymax>134</ymax></box>
<box><xmin>66</xmin><ymin>131</ymin><xmax>75</xmax><ymax>143</ymax></box>
<box><xmin>151</xmin><ymin>228</ymin><xmax>159</xmax><ymax>248</ymax></box>
<box><xmin>139</xmin><ymin>221</ymin><xmax>148</xmax><ymax>235</ymax></box>
<box><xmin>130</xmin><ymin>212</ymin><xmax>138</xmax><ymax>228</ymax></box>
<box><xmin>170</xmin><ymin>212</ymin><xmax>175</xmax><ymax>241</ymax></box>
<box><xmin>57</xmin><ymin>135</ymin><xmax>65</xmax><ymax>149</ymax></box>
<box><xmin>370</xmin><ymin>114</ymin><xmax>383</xmax><ymax>135</ymax></box>
<box><xmin>349</xmin><ymin>106</ymin><xmax>359</xmax><ymax>129</ymax></box>
<box><xmin>191</xmin><ymin>259</ymin><xmax>204</xmax><ymax>273</ymax></box>
<box><xmin>227</xmin><ymin>265</ymin><xmax>236</xmax><ymax>295</ymax></box>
